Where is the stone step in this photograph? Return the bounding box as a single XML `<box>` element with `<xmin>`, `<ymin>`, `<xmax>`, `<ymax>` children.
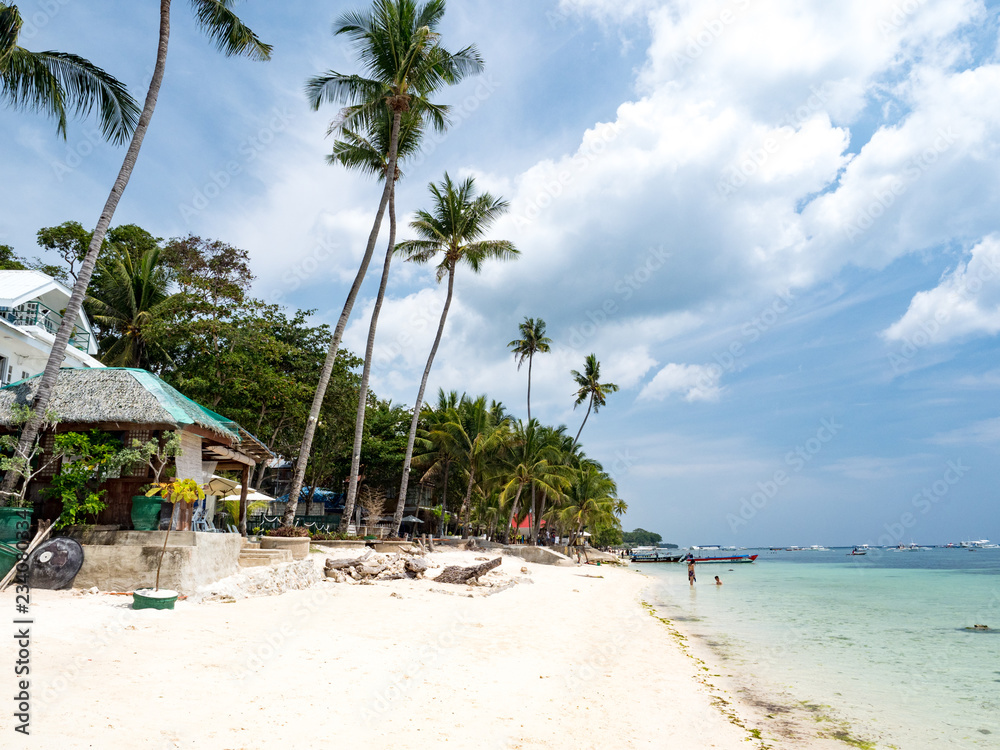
<box><xmin>238</xmin><ymin>548</ymin><xmax>293</xmax><ymax>568</ymax></box>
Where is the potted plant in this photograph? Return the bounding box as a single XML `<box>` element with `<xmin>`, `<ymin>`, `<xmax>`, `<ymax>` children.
<box><xmin>133</xmin><ymin>478</ymin><xmax>205</xmax><ymax>610</ymax></box>
<box><xmin>129</xmin><ymin>432</ymin><xmax>181</xmax><ymax>531</ymax></box>
<box><xmin>45</xmin><ymin>431</ymin><xmax>141</xmax><ymax>531</ymax></box>
<box><xmin>0</xmin><ymin>405</ymin><xmax>58</xmax><ymax>543</ymax></box>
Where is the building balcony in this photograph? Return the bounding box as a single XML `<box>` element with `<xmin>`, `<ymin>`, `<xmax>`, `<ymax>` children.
<box><xmin>0</xmin><ymin>300</ymin><xmax>91</xmax><ymax>352</ymax></box>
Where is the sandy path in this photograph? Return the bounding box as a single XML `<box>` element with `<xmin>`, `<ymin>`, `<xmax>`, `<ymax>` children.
<box><xmin>1</xmin><ymin>551</ymin><xmax>796</xmax><ymax>749</ymax></box>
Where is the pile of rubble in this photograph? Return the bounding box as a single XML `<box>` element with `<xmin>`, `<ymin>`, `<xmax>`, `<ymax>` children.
<box><xmin>324</xmin><ymin>548</ymin><xmax>507</xmax><ymax>588</ymax></box>
<box><xmin>323</xmin><ymin>548</ymin><xmax>428</xmax><ymax>583</ymax></box>
<box><xmin>195</xmin><ymin>559</ymin><xmax>321</xmax><ymax>602</ymax></box>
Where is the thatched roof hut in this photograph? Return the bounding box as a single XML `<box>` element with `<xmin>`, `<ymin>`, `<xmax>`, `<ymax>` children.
<box><xmin>0</xmin><ymin>368</ymin><xmax>273</xmax><ymax>528</ymax></box>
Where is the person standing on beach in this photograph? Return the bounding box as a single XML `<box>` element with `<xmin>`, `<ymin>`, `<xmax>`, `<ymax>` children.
<box><xmin>687</xmin><ymin>559</ymin><xmax>696</xmax><ymax>585</ymax></box>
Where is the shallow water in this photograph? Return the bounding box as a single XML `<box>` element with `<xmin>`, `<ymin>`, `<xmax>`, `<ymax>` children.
<box><xmin>640</xmin><ymin>548</ymin><xmax>1000</xmax><ymax>749</ymax></box>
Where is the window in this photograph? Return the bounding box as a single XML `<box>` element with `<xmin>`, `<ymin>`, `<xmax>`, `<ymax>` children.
<box><xmin>0</xmin><ymin>357</ymin><xmax>8</xmax><ymax>386</ymax></box>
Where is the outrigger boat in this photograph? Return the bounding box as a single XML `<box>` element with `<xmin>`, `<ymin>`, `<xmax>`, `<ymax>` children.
<box><xmin>630</xmin><ymin>549</ymin><xmax>685</xmax><ymax>563</ymax></box>
<box><xmin>686</xmin><ymin>554</ymin><xmax>758</xmax><ymax>564</ymax></box>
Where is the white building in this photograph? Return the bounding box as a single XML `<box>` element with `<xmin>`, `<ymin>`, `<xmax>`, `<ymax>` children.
<box><xmin>0</xmin><ymin>270</ymin><xmax>102</xmax><ymax>384</ymax></box>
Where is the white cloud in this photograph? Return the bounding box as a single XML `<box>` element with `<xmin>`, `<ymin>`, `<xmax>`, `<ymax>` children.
<box><xmin>638</xmin><ymin>363</ymin><xmax>722</xmax><ymax>402</ymax></box>
<box><xmin>883</xmin><ymin>234</ymin><xmax>1000</xmax><ymax>344</ymax></box>
<box><xmin>930</xmin><ymin>417</ymin><xmax>1000</xmax><ymax>445</ymax></box>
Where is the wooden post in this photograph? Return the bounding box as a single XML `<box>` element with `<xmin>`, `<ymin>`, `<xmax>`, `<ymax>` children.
<box><xmin>238</xmin><ymin>464</ymin><xmax>250</xmax><ymax>537</ymax></box>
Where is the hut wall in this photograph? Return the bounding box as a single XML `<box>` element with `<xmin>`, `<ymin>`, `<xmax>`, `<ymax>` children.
<box><xmin>176</xmin><ymin>431</ymin><xmax>203</xmax><ymax>480</ymax></box>
<box><xmin>98</xmin><ymin>478</ymin><xmax>150</xmax><ymax>527</ymax></box>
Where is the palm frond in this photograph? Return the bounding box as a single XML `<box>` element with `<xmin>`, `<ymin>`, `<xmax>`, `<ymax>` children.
<box><xmin>305</xmin><ymin>72</ymin><xmax>386</xmax><ymax>111</ymax></box>
<box><xmin>2</xmin><ymin>48</ymin><xmax>139</xmax><ymax>143</ymax></box>
<box><xmin>191</xmin><ymin>0</ymin><xmax>273</xmax><ymax>60</ymax></box>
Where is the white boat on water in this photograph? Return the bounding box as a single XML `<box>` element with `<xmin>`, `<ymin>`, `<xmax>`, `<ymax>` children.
<box><xmin>960</xmin><ymin>539</ymin><xmax>999</xmax><ymax>549</ymax></box>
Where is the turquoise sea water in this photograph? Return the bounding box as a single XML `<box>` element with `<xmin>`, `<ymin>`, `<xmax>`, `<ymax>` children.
<box><xmin>640</xmin><ymin>548</ymin><xmax>1000</xmax><ymax>749</ymax></box>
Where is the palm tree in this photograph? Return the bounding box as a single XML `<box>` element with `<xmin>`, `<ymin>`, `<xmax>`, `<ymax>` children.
<box><xmin>390</xmin><ymin>173</ymin><xmax>519</xmax><ymax>535</ymax></box>
<box><xmin>410</xmin><ymin>390</ymin><xmax>462</xmax><ymax>536</ymax></box>
<box><xmin>335</xmin><ymin>107</ymin><xmax>424</xmax><ymax>535</ymax></box>
<box><xmin>1</xmin><ymin>0</ymin><xmax>271</xmax><ymax>504</ymax></box>
<box><xmin>498</xmin><ymin>418</ymin><xmax>570</xmax><ymax>544</ymax></box>
<box><xmin>558</xmin><ymin>460</ymin><xmax>620</xmax><ymax>547</ymax></box>
<box><xmin>0</xmin><ymin>2</ymin><xmax>139</xmax><ymax>143</ymax></box>
<box><xmin>286</xmin><ymin>0</ymin><xmax>483</xmax><ymax>527</ymax></box>
<box><xmin>508</xmin><ymin>317</ymin><xmax>551</xmax><ymax>422</ymax></box>
<box><xmin>508</xmin><ymin>317</ymin><xmax>551</xmax><ymax>545</ymax></box>
<box><xmin>570</xmin><ymin>353</ymin><xmax>619</xmax><ymax>450</ymax></box>
<box><xmin>86</xmin><ymin>243</ymin><xmax>175</xmax><ymax>368</ymax></box>
<box><xmin>449</xmin><ymin>394</ymin><xmax>511</xmax><ymax>538</ymax></box>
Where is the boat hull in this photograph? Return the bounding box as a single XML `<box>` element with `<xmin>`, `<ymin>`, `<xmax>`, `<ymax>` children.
<box><xmin>688</xmin><ymin>554</ymin><xmax>758</xmax><ymax>564</ymax></box>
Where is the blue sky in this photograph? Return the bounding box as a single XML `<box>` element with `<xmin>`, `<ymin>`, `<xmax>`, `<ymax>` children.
<box><xmin>3</xmin><ymin>0</ymin><xmax>999</xmax><ymax>547</ymax></box>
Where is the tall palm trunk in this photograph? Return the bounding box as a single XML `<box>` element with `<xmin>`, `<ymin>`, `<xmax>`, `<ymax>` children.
<box><xmin>533</xmin><ymin>489</ymin><xmax>546</xmax><ymax>544</ymax></box>
<box><xmin>504</xmin><ymin>483</ymin><xmax>524</xmax><ymax>544</ymax></box>
<box><xmin>339</xmin><ymin>183</ymin><xmax>396</xmax><ymax>533</ymax></box>
<box><xmin>284</xmin><ymin>109</ymin><xmax>402</xmax><ymax>527</ymax></box>
<box><xmin>526</xmin><ymin>352</ymin><xmax>533</xmax><ymax>422</ymax></box>
<box><xmin>459</xmin><ymin>464</ymin><xmax>474</xmax><ymax>538</ymax></box>
<box><xmin>0</xmin><ymin>0</ymin><xmax>173</xmax><ymax>502</ymax></box>
<box><xmin>572</xmin><ymin>394</ymin><xmax>594</xmax><ymax>451</ymax></box>
<box><xmin>439</xmin><ymin>458</ymin><xmax>450</xmax><ymax>537</ymax></box>
<box><xmin>391</xmin><ymin>264</ymin><xmax>455</xmax><ymax>535</ymax></box>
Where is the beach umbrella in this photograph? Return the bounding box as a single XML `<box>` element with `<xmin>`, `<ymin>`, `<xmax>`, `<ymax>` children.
<box><xmin>205</xmin><ymin>475</ymin><xmax>239</xmax><ymax>495</ymax></box>
<box><xmin>401</xmin><ymin>515</ymin><xmax>423</xmax><ymax>524</ymax></box>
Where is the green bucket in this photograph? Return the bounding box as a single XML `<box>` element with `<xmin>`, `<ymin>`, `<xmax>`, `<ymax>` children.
<box><xmin>0</xmin><ymin>506</ymin><xmax>30</xmax><ymax>544</ymax></box>
<box><xmin>130</xmin><ymin>496</ymin><xmax>163</xmax><ymax>531</ymax></box>
<box><xmin>0</xmin><ymin>542</ymin><xmax>22</xmax><ymax>581</ymax></box>
<box><xmin>132</xmin><ymin>589</ymin><xmax>179</xmax><ymax>610</ymax></box>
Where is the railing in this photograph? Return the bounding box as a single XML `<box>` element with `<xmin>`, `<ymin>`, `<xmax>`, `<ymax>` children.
<box><xmin>0</xmin><ymin>301</ymin><xmax>91</xmax><ymax>352</ymax></box>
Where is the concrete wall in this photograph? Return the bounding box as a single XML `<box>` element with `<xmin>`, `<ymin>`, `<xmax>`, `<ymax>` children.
<box><xmin>70</xmin><ymin>530</ymin><xmax>242</xmax><ymax>593</ymax></box>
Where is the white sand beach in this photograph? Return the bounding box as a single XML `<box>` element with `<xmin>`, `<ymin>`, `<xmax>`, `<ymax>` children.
<box><xmin>2</xmin><ymin>550</ymin><xmax>846</xmax><ymax>749</ymax></box>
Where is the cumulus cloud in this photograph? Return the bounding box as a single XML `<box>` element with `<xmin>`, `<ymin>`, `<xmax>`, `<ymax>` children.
<box><xmin>638</xmin><ymin>363</ymin><xmax>722</xmax><ymax>402</ymax></box>
<box><xmin>883</xmin><ymin>235</ymin><xmax>1000</xmax><ymax>344</ymax></box>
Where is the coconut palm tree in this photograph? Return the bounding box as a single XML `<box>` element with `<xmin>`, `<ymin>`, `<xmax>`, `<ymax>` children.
<box><xmin>390</xmin><ymin>173</ymin><xmax>519</xmax><ymax>535</ymax></box>
<box><xmin>0</xmin><ymin>2</ymin><xmax>139</xmax><ymax>143</ymax></box>
<box><xmin>1</xmin><ymin>0</ymin><xmax>271</xmax><ymax>504</ymax></box>
<box><xmin>570</xmin><ymin>353</ymin><xmax>619</xmax><ymax>450</ymax></box>
<box><xmin>335</xmin><ymin>107</ymin><xmax>424</xmax><ymax>536</ymax></box>
<box><xmin>508</xmin><ymin>317</ymin><xmax>551</xmax><ymax>422</ymax></box>
<box><xmin>447</xmin><ymin>394</ymin><xmax>511</xmax><ymax>538</ymax></box>
<box><xmin>508</xmin><ymin>317</ymin><xmax>551</xmax><ymax>544</ymax></box>
<box><xmin>410</xmin><ymin>390</ymin><xmax>462</xmax><ymax>536</ymax></box>
<box><xmin>498</xmin><ymin>418</ymin><xmax>570</xmax><ymax>544</ymax></box>
<box><xmin>558</xmin><ymin>460</ymin><xmax>619</xmax><ymax>547</ymax></box>
<box><xmin>86</xmin><ymin>243</ymin><xmax>175</xmax><ymax>368</ymax></box>
<box><xmin>286</xmin><ymin>0</ymin><xmax>483</xmax><ymax>527</ymax></box>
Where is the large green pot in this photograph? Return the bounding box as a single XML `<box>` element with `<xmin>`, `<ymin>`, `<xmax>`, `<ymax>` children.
<box><xmin>0</xmin><ymin>506</ymin><xmax>30</xmax><ymax>544</ymax></box>
<box><xmin>130</xmin><ymin>496</ymin><xmax>163</xmax><ymax>531</ymax></box>
<box><xmin>133</xmin><ymin>589</ymin><xmax>178</xmax><ymax>610</ymax></box>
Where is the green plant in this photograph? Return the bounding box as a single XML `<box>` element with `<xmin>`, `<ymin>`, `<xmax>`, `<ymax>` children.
<box><xmin>148</xmin><ymin>478</ymin><xmax>206</xmax><ymax>591</ymax></box>
<box><xmin>218</xmin><ymin>497</ymin><xmax>267</xmax><ymax>529</ymax></box>
<box><xmin>46</xmin><ymin>430</ymin><xmax>145</xmax><ymax>529</ymax></box>
<box><xmin>131</xmin><ymin>431</ymin><xmax>181</xmax><ymax>489</ymax></box>
<box><xmin>0</xmin><ymin>404</ymin><xmax>59</xmax><ymax>508</ymax></box>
